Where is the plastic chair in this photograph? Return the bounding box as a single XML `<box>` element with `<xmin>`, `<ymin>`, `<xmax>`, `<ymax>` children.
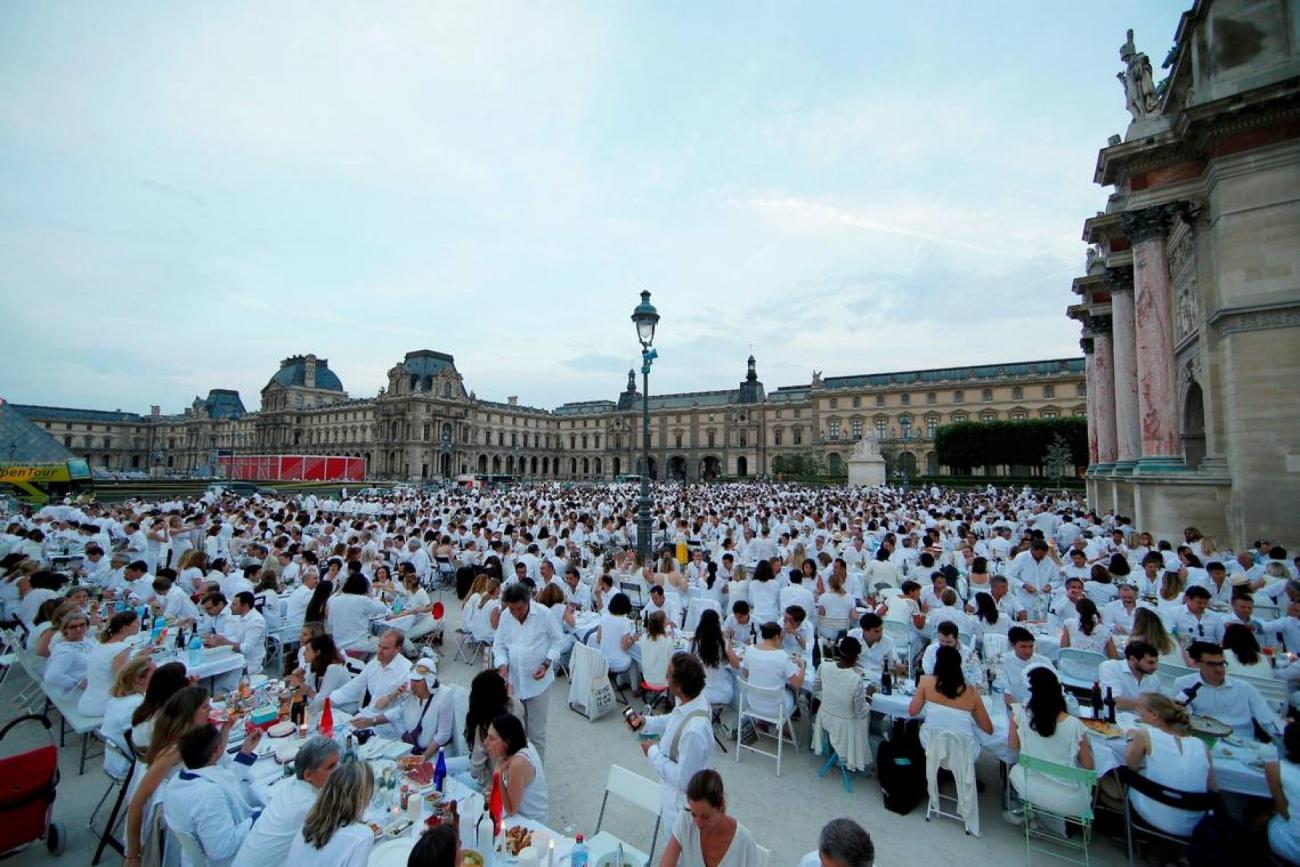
<box><xmin>683</xmin><ymin>598</ymin><xmax>720</xmax><ymax>633</ymax></box>
<box><xmin>620</xmin><ymin>582</ymin><xmax>646</xmax><ymax>614</ymax></box>
<box><xmin>1057</xmin><ymin>649</ymin><xmax>1106</xmax><ymax>691</ymax></box>
<box><xmin>1155</xmin><ymin>662</ymin><xmax>1197</xmax><ymax>693</ymax></box>
<box><xmin>925</xmin><ymin>728</ymin><xmax>980</xmax><ymax>836</ymax></box>
<box><xmin>1017</xmin><ymin>755</ymin><xmax>1098</xmax><ymax>866</ymax></box>
<box><xmin>882</xmin><ymin>621</ymin><xmax>914</xmax><ymax>677</ymax></box>
<box><xmin>983</xmin><ymin>633</ymin><xmax>1011</xmax><ymax>660</ymax></box>
<box><xmin>1117</xmin><ymin>766</ymin><xmax>1218</xmax><ymax>865</ymax></box>
<box><xmin>589</xmin><ymin>764</ymin><xmax>661</xmax><ymax>865</ymax></box>
<box><xmin>735</xmin><ymin>679</ymin><xmax>797</xmax><ymax>776</ymax></box>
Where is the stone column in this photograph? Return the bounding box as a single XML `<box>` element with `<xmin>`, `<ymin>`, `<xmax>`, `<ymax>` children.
<box><xmin>1121</xmin><ymin>204</ymin><xmax>1184</xmax><ymax>472</ymax></box>
<box><xmin>1106</xmin><ymin>269</ymin><xmax>1141</xmax><ymax>473</ymax></box>
<box><xmin>1090</xmin><ymin>314</ymin><xmax>1119</xmax><ymax>469</ymax></box>
<box><xmin>1081</xmin><ymin>335</ymin><xmax>1100</xmax><ymax>468</ymax></box>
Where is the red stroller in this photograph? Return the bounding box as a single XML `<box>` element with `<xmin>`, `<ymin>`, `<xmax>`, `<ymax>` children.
<box><xmin>0</xmin><ymin>714</ymin><xmax>65</xmax><ymax>857</ymax></box>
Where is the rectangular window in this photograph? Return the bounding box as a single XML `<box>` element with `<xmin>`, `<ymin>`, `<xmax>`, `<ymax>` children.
<box><xmin>793</xmin><ymin>427</ymin><xmax>803</xmax><ymax>445</ymax></box>
<box><xmin>851</xmin><ymin>418</ymin><xmax>863</xmax><ymax>438</ymax></box>
<box><xmin>829</xmin><ymin>398</ymin><xmax>838</xmax><ymax>409</ymax></box>
<box><xmin>875</xmin><ymin>395</ymin><xmax>885</xmax><ymax>407</ymax></box>
<box><xmin>774</xmin><ymin>428</ymin><xmax>783</xmax><ymax>446</ymax></box>
<box><xmin>901</xmin><ymin>394</ymin><xmax>911</xmax><ymax>406</ymax></box>
<box><xmin>828</xmin><ymin>419</ymin><xmax>840</xmax><ymax>439</ymax></box>
<box><xmin>875</xmin><ymin>419</ymin><xmax>887</xmax><ymax>437</ymax></box>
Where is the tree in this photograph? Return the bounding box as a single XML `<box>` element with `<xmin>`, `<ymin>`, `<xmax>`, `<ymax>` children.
<box><xmin>771</xmin><ymin>451</ymin><xmax>827</xmax><ymax>477</ymax></box>
<box><xmin>1042</xmin><ymin>433</ymin><xmax>1074</xmax><ymax>487</ymax></box>
<box><xmin>934</xmin><ymin>417</ymin><xmax>1087</xmax><ymax>475</ymax></box>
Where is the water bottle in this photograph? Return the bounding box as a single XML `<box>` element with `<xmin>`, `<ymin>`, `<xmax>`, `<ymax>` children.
<box><xmin>188</xmin><ymin>632</ymin><xmax>203</xmax><ymax>667</ymax></box>
<box><xmin>434</xmin><ymin>747</ymin><xmax>447</xmax><ymax>793</ymax></box>
<box><xmin>570</xmin><ymin>834</ymin><xmax>588</xmax><ymax>867</ymax></box>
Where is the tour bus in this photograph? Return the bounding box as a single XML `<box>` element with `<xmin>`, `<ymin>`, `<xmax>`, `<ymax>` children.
<box><xmin>0</xmin><ymin>459</ymin><xmax>95</xmax><ymax>504</ymax></box>
<box><xmin>613</xmin><ymin>473</ymin><xmax>643</xmax><ymax>484</ymax></box>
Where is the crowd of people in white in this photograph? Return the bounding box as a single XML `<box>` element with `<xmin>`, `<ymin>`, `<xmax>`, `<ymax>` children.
<box><xmin>3</xmin><ymin>478</ymin><xmax>1299</xmax><ymax>866</ymax></box>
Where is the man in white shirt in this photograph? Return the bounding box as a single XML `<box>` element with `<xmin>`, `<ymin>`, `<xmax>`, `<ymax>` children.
<box><xmin>208</xmin><ymin>591</ymin><xmax>267</xmax><ymax>679</ymax></box>
<box><xmin>163</xmin><ymin>723</ymin><xmax>265</xmax><ymax>867</ymax></box>
<box><xmin>403</xmin><ymin>539</ymin><xmax>432</xmax><ymax>585</ymax></box>
<box><xmin>1103</xmin><ymin>584</ymin><xmax>1143</xmax><ymax>634</ymax></box>
<box><xmin>1007</xmin><ymin>540</ymin><xmax>1060</xmax><ymax>609</ymax></box>
<box><xmin>198</xmin><ymin>592</ymin><xmax>234</xmax><ymax>639</ymax></box>
<box><xmin>988</xmin><ymin>576</ymin><xmax>1027</xmax><ymax>622</ymax></box>
<box><xmin>1049</xmin><ymin>578</ymin><xmax>1087</xmax><ymax>629</ymax></box>
<box><xmin>625</xmin><ymin>655</ymin><xmax>714</xmax><ymax>833</ymax></box>
<box><xmin>847</xmin><ymin>612</ymin><xmax>897</xmax><ymax>671</ymax></box>
<box><xmin>643</xmin><ymin>585</ymin><xmax>682</xmax><ymax>630</ymax></box>
<box><xmin>994</xmin><ymin>626</ymin><xmax>1056</xmax><ymax>706</ymax></box>
<box><xmin>780</xmin><ymin>573</ymin><xmax>816</xmax><ymax>618</ymax></box>
<box><xmin>1171</xmin><ymin>586</ymin><xmax>1226</xmax><ymax>643</ymax></box>
<box><xmin>1175</xmin><ymin>641</ymin><xmax>1282</xmax><ymax>739</ymax></box>
<box><xmin>328</xmin><ymin>629</ymin><xmax>412</xmax><ymax>715</ymax></box>
<box><xmin>1260</xmin><ymin>597</ymin><xmax>1300</xmax><ymax>653</ymax></box>
<box><xmin>920</xmin><ymin>621</ymin><xmax>981</xmax><ymax>687</ymax></box>
<box><xmin>121</xmin><ymin>560</ymin><xmax>156</xmax><ymax>603</ymax></box>
<box><xmin>1098</xmin><ymin>641</ymin><xmax>1163</xmax><ymax>710</ymax></box>
<box><xmin>798</xmin><ymin>817</ymin><xmax>875</xmax><ymax>867</ymax></box>
<box><xmin>493</xmin><ymin>583</ymin><xmax>564</xmax><ymax>760</ymax></box>
<box><xmin>230</xmin><ymin>736</ymin><xmax>339</xmax><ymax>867</ymax></box>
<box><xmin>781</xmin><ymin>605</ymin><xmax>816</xmax><ymax>668</ymax></box>
<box><xmin>560</xmin><ymin>566</ymin><xmax>592</xmax><ymax>610</ymax></box>
<box><xmin>284</xmin><ymin>568</ymin><xmax>318</xmax><ymax>633</ymax></box>
<box><xmin>153</xmin><ymin>574</ymin><xmax>201</xmax><ymax>624</ymax></box>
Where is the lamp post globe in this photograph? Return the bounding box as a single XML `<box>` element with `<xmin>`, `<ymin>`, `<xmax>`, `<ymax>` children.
<box><xmin>631</xmin><ymin>290</ymin><xmax>659</xmax><ymax>563</ymax></box>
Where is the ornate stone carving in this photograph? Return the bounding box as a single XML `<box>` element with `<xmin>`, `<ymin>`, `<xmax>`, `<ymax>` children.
<box><xmin>1167</xmin><ymin>229</ymin><xmax>1196</xmax><ymax>276</ymax></box>
<box><xmin>1080</xmin><ymin>336</ymin><xmax>1095</xmax><ymax>355</ymax></box>
<box><xmin>810</xmin><ymin>370</ymin><xmax>823</xmax><ymax>388</ymax></box>
<box><xmin>1211</xmin><ymin>303</ymin><xmax>1300</xmax><ymax>338</ymax></box>
<box><xmin>1120</xmin><ymin>204</ymin><xmax>1178</xmax><ymax>244</ymax></box>
<box><xmin>1090</xmin><ymin>314</ymin><xmax>1114</xmax><ymax>336</ymax></box>
<box><xmin>1117</xmin><ymin>29</ymin><xmax>1160</xmax><ymax>121</ymax></box>
<box><xmin>1104</xmin><ymin>267</ymin><xmax>1134</xmax><ymax>294</ymax></box>
<box><xmin>1175</xmin><ymin>273</ymin><xmax>1201</xmax><ymax>341</ymax></box>
<box><xmin>851</xmin><ymin>431</ymin><xmax>882</xmax><ymax>459</ymax></box>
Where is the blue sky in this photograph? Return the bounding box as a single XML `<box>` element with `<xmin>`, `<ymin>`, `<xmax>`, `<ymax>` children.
<box><xmin>0</xmin><ymin>1</ymin><xmax>1188</xmax><ymax>414</ymax></box>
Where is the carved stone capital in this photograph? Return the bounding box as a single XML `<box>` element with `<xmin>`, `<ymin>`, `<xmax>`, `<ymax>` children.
<box><xmin>1080</xmin><ymin>336</ymin><xmax>1096</xmax><ymax>355</ymax></box>
<box><xmin>1090</xmin><ymin>314</ymin><xmax>1114</xmax><ymax>336</ymax></box>
<box><xmin>1104</xmin><ymin>267</ymin><xmax>1134</xmax><ymax>294</ymax></box>
<box><xmin>1120</xmin><ymin>203</ymin><xmax>1179</xmax><ymax>244</ymax></box>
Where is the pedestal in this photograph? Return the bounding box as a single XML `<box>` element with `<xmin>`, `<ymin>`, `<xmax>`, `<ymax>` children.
<box><xmin>847</xmin><ymin>455</ymin><xmax>886</xmax><ymax>488</ymax></box>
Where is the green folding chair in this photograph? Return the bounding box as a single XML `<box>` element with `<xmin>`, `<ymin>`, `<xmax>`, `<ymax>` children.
<box><xmin>1016</xmin><ymin>755</ymin><xmax>1099</xmax><ymax>866</ymax></box>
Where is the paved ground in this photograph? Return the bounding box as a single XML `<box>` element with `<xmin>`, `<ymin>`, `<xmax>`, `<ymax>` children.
<box><xmin>0</xmin><ymin>599</ymin><xmax>1136</xmax><ymax>866</ymax></box>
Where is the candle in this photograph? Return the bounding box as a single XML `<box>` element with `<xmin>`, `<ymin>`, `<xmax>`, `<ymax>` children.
<box><xmin>547</xmin><ymin>839</ymin><xmax>555</xmax><ymax>867</ymax></box>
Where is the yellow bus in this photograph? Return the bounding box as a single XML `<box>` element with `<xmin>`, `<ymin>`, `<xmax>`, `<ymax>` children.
<box><xmin>0</xmin><ymin>460</ymin><xmax>94</xmax><ymax>504</ymax></box>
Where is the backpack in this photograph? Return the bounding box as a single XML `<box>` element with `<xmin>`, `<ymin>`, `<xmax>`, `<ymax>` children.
<box><xmin>877</xmin><ymin>717</ymin><xmax>926</xmax><ymax>815</ymax></box>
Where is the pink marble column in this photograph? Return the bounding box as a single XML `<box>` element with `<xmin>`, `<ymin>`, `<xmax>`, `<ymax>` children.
<box><xmin>1083</xmin><ymin>339</ymin><xmax>1100</xmax><ymax>466</ymax></box>
<box><xmin>1122</xmin><ymin>205</ymin><xmax>1183</xmax><ymax>470</ymax></box>
<box><xmin>1090</xmin><ymin>317</ymin><xmax>1118</xmax><ymax>466</ymax></box>
<box><xmin>1107</xmin><ymin>274</ymin><xmax>1141</xmax><ymax>471</ymax></box>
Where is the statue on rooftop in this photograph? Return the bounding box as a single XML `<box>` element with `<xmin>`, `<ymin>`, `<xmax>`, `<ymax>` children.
<box><xmin>1117</xmin><ymin>28</ymin><xmax>1160</xmax><ymax>121</ymax></box>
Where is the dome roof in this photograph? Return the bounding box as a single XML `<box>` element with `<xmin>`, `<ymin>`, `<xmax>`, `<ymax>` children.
<box><xmin>269</xmin><ymin>356</ymin><xmax>344</xmax><ymax>392</ymax></box>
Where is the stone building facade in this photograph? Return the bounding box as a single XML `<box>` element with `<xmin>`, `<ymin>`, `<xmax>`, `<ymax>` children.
<box><xmin>12</xmin><ymin>350</ymin><xmax>1084</xmax><ymax>483</ymax></box>
<box><xmin>1069</xmin><ymin>0</ymin><xmax>1300</xmax><ymax>548</ymax></box>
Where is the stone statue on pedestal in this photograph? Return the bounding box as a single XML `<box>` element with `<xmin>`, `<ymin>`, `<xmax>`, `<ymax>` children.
<box><xmin>852</xmin><ymin>430</ymin><xmax>882</xmax><ymax>458</ymax></box>
<box><xmin>847</xmin><ymin>431</ymin><xmax>886</xmax><ymax>488</ymax></box>
<box><xmin>1117</xmin><ymin>29</ymin><xmax>1160</xmax><ymax>121</ymax></box>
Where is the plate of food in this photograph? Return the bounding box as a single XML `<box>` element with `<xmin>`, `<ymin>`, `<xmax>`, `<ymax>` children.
<box><xmin>504</xmin><ymin>825</ymin><xmax>533</xmax><ymax>857</ymax></box>
<box><xmin>1080</xmin><ymin>718</ymin><xmax>1125</xmax><ymax>739</ymax></box>
<box><xmin>405</xmin><ymin>761</ymin><xmax>435</xmax><ymax>787</ymax></box>
<box><xmin>1188</xmin><ymin>715</ymin><xmax>1233</xmax><ymax>738</ymax></box>
<box><xmin>459</xmin><ymin>851</ymin><xmax>485</xmax><ymax>867</ymax></box>
<box><xmin>367</xmin><ymin>837</ymin><xmax>416</xmax><ymax>867</ymax></box>
<box><xmin>266</xmin><ymin>720</ymin><xmax>297</xmax><ymax>738</ymax></box>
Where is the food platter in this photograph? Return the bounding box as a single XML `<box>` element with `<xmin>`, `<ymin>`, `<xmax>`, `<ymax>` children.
<box><xmin>1189</xmin><ymin>715</ymin><xmax>1232</xmax><ymax>738</ymax></box>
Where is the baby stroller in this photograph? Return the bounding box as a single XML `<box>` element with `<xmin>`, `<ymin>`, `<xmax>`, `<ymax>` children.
<box><xmin>0</xmin><ymin>714</ymin><xmax>65</xmax><ymax>857</ymax></box>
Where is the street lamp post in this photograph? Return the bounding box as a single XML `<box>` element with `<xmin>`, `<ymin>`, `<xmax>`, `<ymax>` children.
<box><xmin>901</xmin><ymin>418</ymin><xmax>912</xmax><ymax>493</ymax></box>
<box><xmin>631</xmin><ymin>290</ymin><xmax>660</xmax><ymax>563</ymax></box>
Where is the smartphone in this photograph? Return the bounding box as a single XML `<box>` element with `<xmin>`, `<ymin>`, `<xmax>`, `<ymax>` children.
<box><xmin>623</xmin><ymin>706</ymin><xmax>642</xmax><ymax>730</ymax></box>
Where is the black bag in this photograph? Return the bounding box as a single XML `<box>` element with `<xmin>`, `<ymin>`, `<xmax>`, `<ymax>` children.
<box><xmin>877</xmin><ymin>717</ymin><xmax>926</xmax><ymax>815</ymax></box>
<box><xmin>1188</xmin><ymin>800</ymin><xmax>1241</xmax><ymax>867</ymax></box>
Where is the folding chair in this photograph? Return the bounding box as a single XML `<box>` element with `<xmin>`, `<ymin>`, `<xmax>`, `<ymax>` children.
<box><xmin>91</xmin><ymin>735</ymin><xmax>136</xmax><ymax>864</ymax></box>
<box><xmin>1057</xmin><ymin>649</ymin><xmax>1106</xmax><ymax>693</ymax></box>
<box><xmin>735</xmin><ymin>679</ymin><xmax>797</xmax><ymax>776</ymax></box>
<box><xmin>925</xmin><ymin>727</ymin><xmax>980</xmax><ymax>836</ymax></box>
<box><xmin>1117</xmin><ymin>766</ymin><xmax>1218</xmax><ymax>865</ymax></box>
<box><xmin>1017</xmin><ymin>755</ymin><xmax>1098</xmax><ymax>866</ymax></box>
<box><xmin>683</xmin><ymin>598</ymin><xmax>720</xmax><ymax>634</ymax></box>
<box><xmin>620</xmin><ymin>582</ymin><xmax>645</xmax><ymax>616</ymax></box>
<box><xmin>589</xmin><ymin>765</ymin><xmax>661</xmax><ymax>865</ymax></box>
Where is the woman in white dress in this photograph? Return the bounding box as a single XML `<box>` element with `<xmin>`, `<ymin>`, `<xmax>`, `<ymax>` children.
<box><xmin>395</xmin><ymin>569</ymin><xmax>437</xmax><ymax>641</ymax></box>
<box><xmin>1059</xmin><ymin>599</ymin><xmax>1118</xmax><ymax>658</ymax></box>
<box><xmin>1007</xmin><ymin>667</ymin><xmax>1094</xmax><ymax>821</ymax></box>
<box><xmin>292</xmin><ymin>634</ymin><xmax>353</xmax><ymax>710</ymax></box>
<box><xmin>817</xmin><ymin>572</ymin><xmax>856</xmax><ymax>634</ymax></box>
<box><xmin>288</xmin><ymin>758</ymin><xmax>374</xmax><ymax>867</ymax></box>
<box><xmin>691</xmin><ymin>609</ymin><xmax>737</xmax><ymax>709</ymax></box>
<box><xmin>468</xmin><ymin>579</ymin><xmax>502</xmax><ymax>644</ymax></box>
<box><xmin>1124</xmin><ymin>693</ymin><xmax>1214</xmax><ymax>838</ymax></box>
<box><xmin>1222</xmin><ymin>623</ymin><xmax>1273</xmax><ymax>680</ymax></box>
<box><xmin>79</xmin><ymin>610</ymin><xmax>141</xmax><ymax>716</ymax></box>
<box><xmin>101</xmin><ymin>657</ymin><xmax>154</xmax><ymax>778</ymax></box>
<box><xmin>485</xmin><ymin>713</ymin><xmax>548</xmax><ymax>823</ymax></box>
<box><xmin>595</xmin><ymin>592</ymin><xmax>637</xmax><ymax>682</ymax></box>
<box><xmin>1130</xmin><ymin>608</ymin><xmax>1186</xmax><ymax>667</ymax></box>
<box><xmin>747</xmin><ymin>560</ymin><xmax>781</xmax><ymax>627</ymax></box>
<box><xmin>739</xmin><ymin>622</ymin><xmax>804</xmax><ymax>719</ymax></box>
<box><xmin>43</xmin><ymin>608</ymin><xmax>94</xmax><ymax>694</ymax></box>
<box><xmin>660</xmin><ymin>769</ymin><xmax>760</xmax><ymax>867</ymax></box>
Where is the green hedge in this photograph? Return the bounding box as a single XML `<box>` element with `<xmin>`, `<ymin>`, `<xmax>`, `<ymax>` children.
<box><xmin>934</xmin><ymin>417</ymin><xmax>1087</xmax><ymax>474</ymax></box>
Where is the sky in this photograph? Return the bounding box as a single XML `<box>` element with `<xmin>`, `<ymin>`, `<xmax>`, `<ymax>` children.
<box><xmin>0</xmin><ymin>1</ymin><xmax>1189</xmax><ymax>415</ymax></box>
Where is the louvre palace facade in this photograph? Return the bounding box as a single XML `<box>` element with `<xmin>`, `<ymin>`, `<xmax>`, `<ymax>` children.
<box><xmin>11</xmin><ymin>350</ymin><xmax>1084</xmax><ymax>483</ymax></box>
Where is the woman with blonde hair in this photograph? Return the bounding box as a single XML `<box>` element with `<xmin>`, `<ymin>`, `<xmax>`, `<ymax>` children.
<box><xmin>1129</xmin><ymin>607</ymin><xmax>1186</xmax><ymax>667</ymax></box>
<box><xmin>1124</xmin><ymin>693</ymin><xmax>1215</xmax><ymax>838</ymax></box>
<box><xmin>289</xmin><ymin>758</ymin><xmax>375</xmax><ymax>867</ymax></box>
<box><xmin>468</xmin><ymin>578</ymin><xmax>502</xmax><ymax>643</ymax></box>
<box><xmin>79</xmin><ymin>609</ymin><xmax>140</xmax><ymax>716</ymax></box>
<box><xmin>101</xmin><ymin>657</ymin><xmax>155</xmax><ymax>777</ymax></box>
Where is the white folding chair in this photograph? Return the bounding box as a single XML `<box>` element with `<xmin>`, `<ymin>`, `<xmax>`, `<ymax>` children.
<box><xmin>620</xmin><ymin>582</ymin><xmax>646</xmax><ymax>614</ymax></box>
<box><xmin>1238</xmin><ymin>671</ymin><xmax>1290</xmax><ymax>715</ymax></box>
<box><xmin>589</xmin><ymin>765</ymin><xmax>661</xmax><ymax>865</ymax></box>
<box><xmin>1155</xmin><ymin>662</ymin><xmax>1197</xmax><ymax>692</ymax></box>
<box><xmin>883</xmin><ymin>620</ymin><xmax>914</xmax><ymax>677</ymax></box>
<box><xmin>756</xmin><ymin>844</ymin><xmax>771</xmax><ymax>867</ymax></box>
<box><xmin>925</xmin><ymin>728</ymin><xmax>981</xmax><ymax>836</ymax></box>
<box><xmin>983</xmin><ymin>633</ymin><xmax>1011</xmax><ymax>660</ymax></box>
<box><xmin>1057</xmin><ymin>649</ymin><xmax>1106</xmax><ymax>691</ymax></box>
<box><xmin>735</xmin><ymin>679</ymin><xmax>797</xmax><ymax>776</ymax></box>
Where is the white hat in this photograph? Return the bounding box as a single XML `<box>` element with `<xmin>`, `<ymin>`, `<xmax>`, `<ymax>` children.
<box><xmin>410</xmin><ymin>658</ymin><xmax>438</xmax><ymax>686</ymax></box>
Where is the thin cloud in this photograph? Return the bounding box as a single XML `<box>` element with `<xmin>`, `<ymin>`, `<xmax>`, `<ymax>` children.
<box><xmin>748</xmin><ymin>196</ymin><xmax>1001</xmax><ymax>255</ymax></box>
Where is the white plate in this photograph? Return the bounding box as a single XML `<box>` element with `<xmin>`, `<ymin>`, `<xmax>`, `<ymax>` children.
<box><xmin>267</xmin><ymin>721</ymin><xmax>296</xmax><ymax>738</ymax></box>
<box><xmin>368</xmin><ymin>837</ymin><xmax>415</xmax><ymax>867</ymax></box>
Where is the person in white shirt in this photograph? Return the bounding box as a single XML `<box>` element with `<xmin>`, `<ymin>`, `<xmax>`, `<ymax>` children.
<box><xmin>920</xmin><ymin>620</ymin><xmax>982</xmax><ymax>686</ymax></box>
<box><xmin>231</xmin><ymin>736</ymin><xmax>340</xmax><ymax>867</ymax></box>
<box><xmin>847</xmin><ymin>612</ymin><xmax>897</xmax><ymax>672</ymax></box>
<box><xmin>1007</xmin><ymin>540</ymin><xmax>1061</xmax><ymax>610</ymax></box>
<box><xmin>644</xmin><ymin>585</ymin><xmax>682</xmax><ymax>631</ymax></box>
<box><xmin>207</xmin><ymin>591</ymin><xmax>267</xmax><ymax>677</ymax></box>
<box><xmin>163</xmin><ymin>723</ymin><xmax>265</xmax><ymax>867</ymax></box>
<box><xmin>723</xmin><ymin>601</ymin><xmax>756</xmax><ymax>646</ymax></box>
<box><xmin>1171</xmin><ymin>586</ymin><xmax>1226</xmax><ymax>643</ymax></box>
<box><xmin>624</xmin><ymin>655</ymin><xmax>715</xmax><ymax>832</ymax></box>
<box><xmin>781</xmin><ymin>605</ymin><xmax>816</xmax><ymax>668</ymax></box>
<box><xmin>560</xmin><ymin>566</ymin><xmax>592</xmax><ymax>610</ymax></box>
<box><xmin>198</xmin><ymin>591</ymin><xmax>234</xmax><ymax>638</ymax></box>
<box><xmin>1103</xmin><ymin>584</ymin><xmax>1144</xmax><ymax>634</ymax></box>
<box><xmin>1098</xmin><ymin>641</ymin><xmax>1163</xmax><ymax>710</ymax></box>
<box><xmin>357</xmin><ymin>658</ymin><xmax>454</xmax><ymax>761</ymax></box>
<box><xmin>327</xmin><ymin>629</ymin><xmax>412</xmax><ymax>715</ymax></box>
<box><xmin>1260</xmin><ymin>597</ymin><xmax>1300</xmax><ymax>654</ymax></box>
<box><xmin>994</xmin><ymin>626</ymin><xmax>1057</xmax><ymax>706</ymax></box>
<box><xmin>284</xmin><ymin>567</ymin><xmax>318</xmax><ymax>634</ymax></box>
<box><xmin>492</xmin><ymin>583</ymin><xmax>564</xmax><ymax>760</ymax></box>
<box><xmin>328</xmin><ymin>574</ymin><xmax>390</xmax><ymax>654</ymax></box>
<box><xmin>287</xmin><ymin>758</ymin><xmax>375</xmax><ymax>867</ymax></box>
<box><xmin>150</xmin><ymin>572</ymin><xmax>200</xmax><ymax>625</ymax></box>
<box><xmin>220</xmin><ymin>565</ymin><xmax>257</xmax><ymax>603</ymax></box>
<box><xmin>1175</xmin><ymin>641</ymin><xmax>1282</xmax><ymax>740</ymax></box>
<box><xmin>797</xmin><ymin>817</ymin><xmax>875</xmax><ymax>867</ymax></box>
<box><xmin>780</xmin><ymin>572</ymin><xmax>816</xmax><ymax>619</ymax></box>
